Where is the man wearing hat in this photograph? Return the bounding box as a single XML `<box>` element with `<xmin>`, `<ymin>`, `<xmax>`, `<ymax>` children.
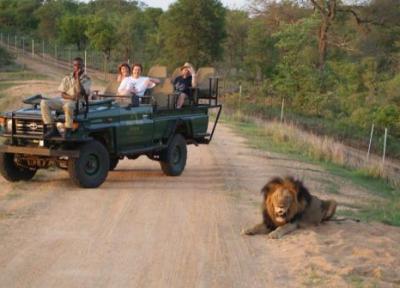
<box><xmin>173</xmin><ymin>62</ymin><xmax>196</xmax><ymax>108</ymax></box>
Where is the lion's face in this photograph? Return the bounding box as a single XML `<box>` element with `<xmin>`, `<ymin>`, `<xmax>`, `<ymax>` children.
<box><xmin>270</xmin><ymin>187</ymin><xmax>294</xmax><ymax>224</ymax></box>
<box><xmin>263</xmin><ymin>177</ymin><xmax>303</xmax><ymax>227</ymax></box>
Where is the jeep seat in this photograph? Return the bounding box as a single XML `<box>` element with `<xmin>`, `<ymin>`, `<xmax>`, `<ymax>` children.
<box><xmin>148</xmin><ymin>65</ymin><xmax>167</xmax><ymax>79</ymax></box>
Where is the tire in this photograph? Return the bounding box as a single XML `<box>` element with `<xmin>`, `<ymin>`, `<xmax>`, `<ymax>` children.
<box><xmin>160</xmin><ymin>134</ymin><xmax>187</xmax><ymax>176</ymax></box>
<box><xmin>68</xmin><ymin>140</ymin><xmax>109</xmax><ymax>188</ymax></box>
<box><xmin>109</xmin><ymin>157</ymin><xmax>119</xmax><ymax>171</ymax></box>
<box><xmin>0</xmin><ymin>152</ymin><xmax>37</xmax><ymax>182</ymax></box>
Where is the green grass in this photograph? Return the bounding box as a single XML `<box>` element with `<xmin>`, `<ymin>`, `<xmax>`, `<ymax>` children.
<box><xmin>224</xmin><ymin>96</ymin><xmax>400</xmax><ymax>159</ymax></box>
<box><xmin>345</xmin><ymin>275</ymin><xmax>379</xmax><ymax>288</ymax></box>
<box><xmin>222</xmin><ymin>114</ymin><xmax>400</xmax><ymax>226</ymax></box>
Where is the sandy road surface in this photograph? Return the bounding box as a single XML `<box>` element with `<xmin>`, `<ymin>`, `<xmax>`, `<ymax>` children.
<box><xmin>0</xmin><ymin>54</ymin><xmax>399</xmax><ymax>287</ymax></box>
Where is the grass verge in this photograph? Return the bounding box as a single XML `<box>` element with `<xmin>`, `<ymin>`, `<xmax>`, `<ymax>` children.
<box><xmin>222</xmin><ymin>113</ymin><xmax>400</xmax><ymax>226</ymax></box>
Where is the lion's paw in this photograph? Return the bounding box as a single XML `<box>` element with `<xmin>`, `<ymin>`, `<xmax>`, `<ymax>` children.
<box><xmin>241</xmin><ymin>228</ymin><xmax>253</xmax><ymax>236</ymax></box>
<box><xmin>268</xmin><ymin>230</ymin><xmax>283</xmax><ymax>239</ymax></box>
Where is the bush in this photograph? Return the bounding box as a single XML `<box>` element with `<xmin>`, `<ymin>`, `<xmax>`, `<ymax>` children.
<box><xmin>0</xmin><ymin>47</ymin><xmax>15</xmax><ymax>69</ymax></box>
<box><xmin>374</xmin><ymin>105</ymin><xmax>400</xmax><ymax>130</ymax></box>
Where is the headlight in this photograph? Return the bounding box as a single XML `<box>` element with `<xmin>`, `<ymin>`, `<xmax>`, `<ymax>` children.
<box><xmin>6</xmin><ymin>119</ymin><xmax>12</xmax><ymax>132</ymax></box>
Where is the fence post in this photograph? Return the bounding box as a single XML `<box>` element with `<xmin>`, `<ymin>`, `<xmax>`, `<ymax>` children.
<box><xmin>104</xmin><ymin>55</ymin><xmax>107</xmax><ymax>81</ymax></box>
<box><xmin>42</xmin><ymin>40</ymin><xmax>45</xmax><ymax>58</ymax></box>
<box><xmin>280</xmin><ymin>98</ymin><xmax>285</xmax><ymax>123</ymax></box>
<box><xmin>22</xmin><ymin>37</ymin><xmax>25</xmax><ymax>55</ymax></box>
<box><xmin>382</xmin><ymin>128</ymin><xmax>388</xmax><ymax>167</ymax></box>
<box><xmin>367</xmin><ymin>123</ymin><xmax>374</xmax><ymax>162</ymax></box>
<box><xmin>238</xmin><ymin>84</ymin><xmax>242</xmax><ymax>113</ymax></box>
<box><xmin>32</xmin><ymin>39</ymin><xmax>35</xmax><ymax>57</ymax></box>
<box><xmin>14</xmin><ymin>35</ymin><xmax>17</xmax><ymax>49</ymax></box>
<box><xmin>84</xmin><ymin>50</ymin><xmax>87</xmax><ymax>73</ymax></box>
<box><xmin>69</xmin><ymin>48</ymin><xmax>72</xmax><ymax>68</ymax></box>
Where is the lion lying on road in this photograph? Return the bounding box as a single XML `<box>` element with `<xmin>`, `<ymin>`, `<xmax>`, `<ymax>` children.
<box><xmin>242</xmin><ymin>176</ymin><xmax>337</xmax><ymax>239</ymax></box>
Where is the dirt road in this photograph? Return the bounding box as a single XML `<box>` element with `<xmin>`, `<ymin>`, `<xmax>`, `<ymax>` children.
<box><xmin>0</xmin><ymin>54</ymin><xmax>399</xmax><ymax>287</ymax></box>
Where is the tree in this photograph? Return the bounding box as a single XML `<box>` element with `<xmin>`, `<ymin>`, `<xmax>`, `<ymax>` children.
<box><xmin>0</xmin><ymin>0</ymin><xmax>42</xmax><ymax>32</ymax></box>
<box><xmin>309</xmin><ymin>0</ymin><xmax>337</xmax><ymax>70</ymax></box>
<box><xmin>245</xmin><ymin>17</ymin><xmax>276</xmax><ymax>80</ymax></box>
<box><xmin>116</xmin><ymin>8</ymin><xmax>145</xmax><ymax>62</ymax></box>
<box><xmin>85</xmin><ymin>15</ymin><xmax>117</xmax><ymax>60</ymax></box>
<box><xmin>58</xmin><ymin>15</ymin><xmax>88</xmax><ymax>50</ymax></box>
<box><xmin>223</xmin><ymin>10</ymin><xmax>250</xmax><ymax>73</ymax></box>
<box><xmin>34</xmin><ymin>0</ymin><xmax>79</xmax><ymax>40</ymax></box>
<box><xmin>160</xmin><ymin>0</ymin><xmax>226</xmax><ymax>68</ymax></box>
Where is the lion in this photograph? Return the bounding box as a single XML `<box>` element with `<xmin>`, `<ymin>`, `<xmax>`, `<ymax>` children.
<box><xmin>241</xmin><ymin>176</ymin><xmax>337</xmax><ymax>239</ymax></box>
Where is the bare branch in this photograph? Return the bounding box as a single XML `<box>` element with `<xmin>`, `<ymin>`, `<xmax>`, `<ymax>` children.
<box><xmin>310</xmin><ymin>0</ymin><xmax>324</xmax><ymax>14</ymax></box>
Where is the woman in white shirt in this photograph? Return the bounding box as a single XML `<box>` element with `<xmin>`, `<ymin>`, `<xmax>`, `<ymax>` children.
<box><xmin>130</xmin><ymin>63</ymin><xmax>160</xmax><ymax>97</ymax></box>
<box><xmin>117</xmin><ymin>63</ymin><xmax>135</xmax><ymax>97</ymax></box>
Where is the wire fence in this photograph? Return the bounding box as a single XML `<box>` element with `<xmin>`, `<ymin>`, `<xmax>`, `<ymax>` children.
<box><xmin>0</xmin><ymin>32</ymin><xmax>126</xmax><ymax>81</ymax></box>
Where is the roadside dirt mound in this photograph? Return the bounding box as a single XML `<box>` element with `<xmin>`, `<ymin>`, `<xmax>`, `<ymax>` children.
<box><xmin>0</xmin><ymin>53</ymin><xmax>399</xmax><ymax>287</ymax></box>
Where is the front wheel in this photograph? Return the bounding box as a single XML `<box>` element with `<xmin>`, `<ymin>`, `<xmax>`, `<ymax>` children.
<box><xmin>68</xmin><ymin>140</ymin><xmax>109</xmax><ymax>188</ymax></box>
<box><xmin>160</xmin><ymin>134</ymin><xmax>187</xmax><ymax>176</ymax></box>
<box><xmin>0</xmin><ymin>152</ymin><xmax>37</xmax><ymax>182</ymax></box>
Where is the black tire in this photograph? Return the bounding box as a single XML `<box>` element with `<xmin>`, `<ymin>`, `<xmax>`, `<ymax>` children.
<box><xmin>0</xmin><ymin>152</ymin><xmax>37</xmax><ymax>182</ymax></box>
<box><xmin>109</xmin><ymin>157</ymin><xmax>119</xmax><ymax>171</ymax></box>
<box><xmin>68</xmin><ymin>140</ymin><xmax>109</xmax><ymax>188</ymax></box>
<box><xmin>160</xmin><ymin>134</ymin><xmax>187</xmax><ymax>176</ymax></box>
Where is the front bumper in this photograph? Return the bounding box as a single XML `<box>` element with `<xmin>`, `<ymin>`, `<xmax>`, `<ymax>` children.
<box><xmin>0</xmin><ymin>144</ymin><xmax>80</xmax><ymax>158</ymax></box>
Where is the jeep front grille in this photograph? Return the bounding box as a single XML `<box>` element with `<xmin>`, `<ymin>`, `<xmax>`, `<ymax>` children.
<box><xmin>15</xmin><ymin>119</ymin><xmax>44</xmax><ymax>136</ymax></box>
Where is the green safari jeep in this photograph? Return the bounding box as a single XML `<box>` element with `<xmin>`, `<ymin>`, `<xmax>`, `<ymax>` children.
<box><xmin>0</xmin><ymin>80</ymin><xmax>222</xmax><ymax>188</ymax></box>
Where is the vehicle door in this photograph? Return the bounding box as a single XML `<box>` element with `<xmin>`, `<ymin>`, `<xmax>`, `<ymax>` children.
<box><xmin>116</xmin><ymin>106</ymin><xmax>154</xmax><ymax>151</ymax></box>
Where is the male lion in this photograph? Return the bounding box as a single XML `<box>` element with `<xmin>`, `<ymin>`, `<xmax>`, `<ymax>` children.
<box><xmin>241</xmin><ymin>176</ymin><xmax>337</xmax><ymax>239</ymax></box>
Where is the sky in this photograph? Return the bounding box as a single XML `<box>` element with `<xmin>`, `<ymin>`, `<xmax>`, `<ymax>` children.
<box><xmin>140</xmin><ymin>0</ymin><xmax>249</xmax><ymax>10</ymax></box>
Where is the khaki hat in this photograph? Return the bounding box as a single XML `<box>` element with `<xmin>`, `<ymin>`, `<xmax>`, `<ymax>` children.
<box><xmin>180</xmin><ymin>62</ymin><xmax>193</xmax><ymax>71</ymax></box>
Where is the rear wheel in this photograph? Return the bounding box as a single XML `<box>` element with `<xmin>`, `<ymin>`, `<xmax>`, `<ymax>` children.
<box><xmin>68</xmin><ymin>140</ymin><xmax>109</xmax><ymax>188</ymax></box>
<box><xmin>0</xmin><ymin>152</ymin><xmax>37</xmax><ymax>182</ymax></box>
<box><xmin>160</xmin><ymin>134</ymin><xmax>187</xmax><ymax>176</ymax></box>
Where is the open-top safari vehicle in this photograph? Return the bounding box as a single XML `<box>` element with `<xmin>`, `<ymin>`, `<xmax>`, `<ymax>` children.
<box><xmin>0</xmin><ymin>67</ymin><xmax>221</xmax><ymax>188</ymax></box>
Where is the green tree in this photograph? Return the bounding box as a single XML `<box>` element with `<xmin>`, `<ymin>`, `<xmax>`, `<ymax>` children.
<box><xmin>141</xmin><ymin>8</ymin><xmax>164</xmax><ymax>65</ymax></box>
<box><xmin>85</xmin><ymin>15</ymin><xmax>117</xmax><ymax>60</ymax></box>
<box><xmin>58</xmin><ymin>15</ymin><xmax>88</xmax><ymax>50</ymax></box>
<box><xmin>223</xmin><ymin>10</ymin><xmax>249</xmax><ymax>73</ymax></box>
<box><xmin>34</xmin><ymin>0</ymin><xmax>79</xmax><ymax>40</ymax></box>
<box><xmin>160</xmin><ymin>0</ymin><xmax>226</xmax><ymax>68</ymax></box>
<box><xmin>116</xmin><ymin>8</ymin><xmax>145</xmax><ymax>62</ymax></box>
<box><xmin>245</xmin><ymin>17</ymin><xmax>277</xmax><ymax>80</ymax></box>
<box><xmin>0</xmin><ymin>0</ymin><xmax>42</xmax><ymax>32</ymax></box>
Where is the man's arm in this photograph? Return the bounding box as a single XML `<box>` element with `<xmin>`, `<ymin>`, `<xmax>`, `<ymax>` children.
<box><xmin>61</xmin><ymin>92</ymin><xmax>76</xmax><ymax>100</ymax></box>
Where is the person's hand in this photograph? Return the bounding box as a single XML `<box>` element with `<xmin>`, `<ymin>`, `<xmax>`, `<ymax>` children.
<box><xmin>189</xmin><ymin>67</ymin><xmax>196</xmax><ymax>77</ymax></box>
<box><xmin>130</xmin><ymin>86</ymin><xmax>138</xmax><ymax>94</ymax></box>
<box><xmin>74</xmin><ymin>69</ymin><xmax>81</xmax><ymax>80</ymax></box>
